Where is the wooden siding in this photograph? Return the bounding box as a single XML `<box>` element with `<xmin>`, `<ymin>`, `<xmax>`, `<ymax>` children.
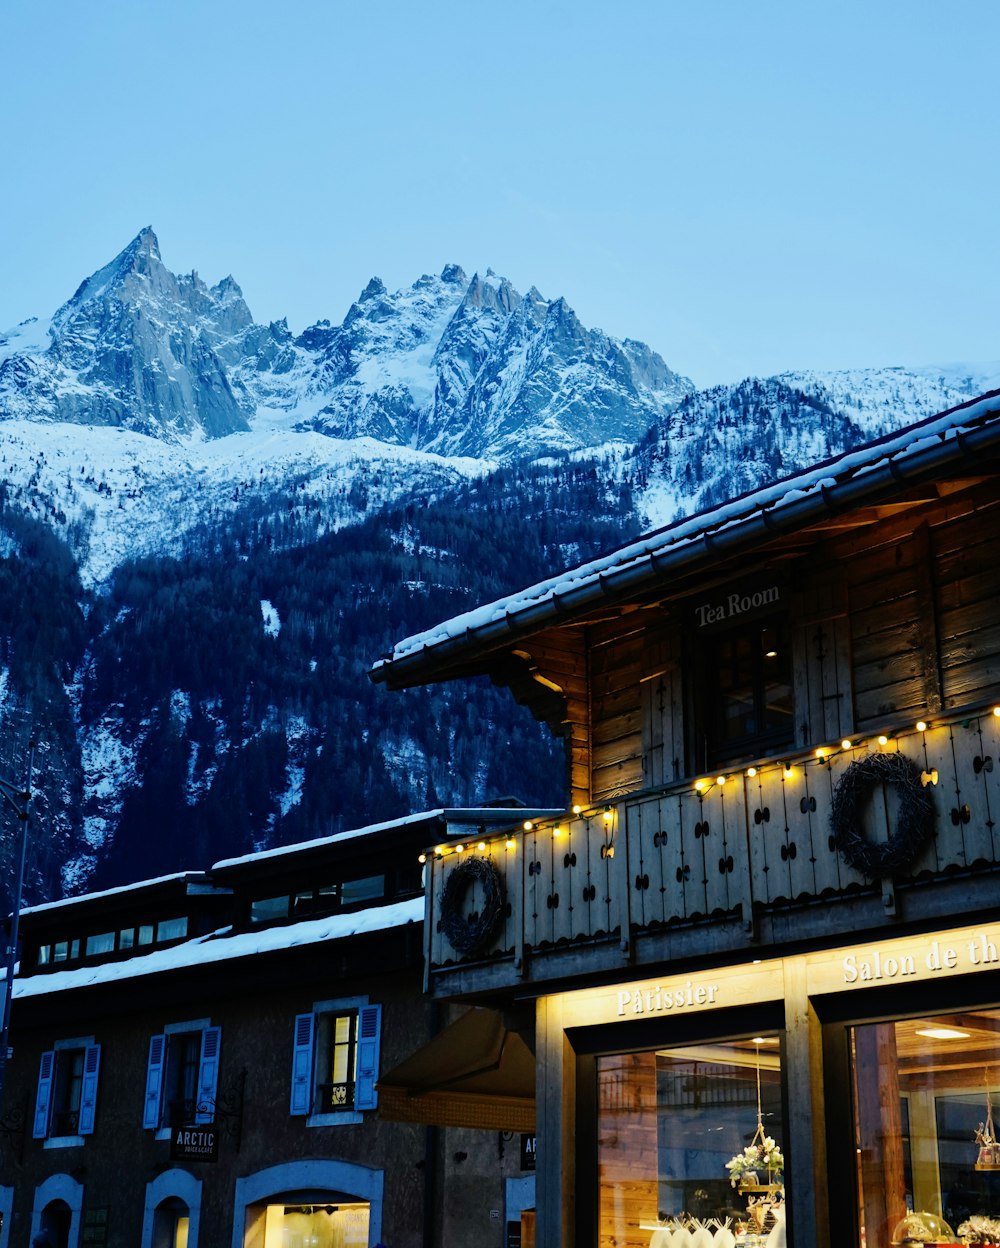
<box><xmin>590</xmin><ymin>615</ymin><xmax>645</xmax><ymax>803</ymax></box>
<box><xmin>640</xmin><ymin>615</ymin><xmax>686</xmax><ymax>789</ymax></box>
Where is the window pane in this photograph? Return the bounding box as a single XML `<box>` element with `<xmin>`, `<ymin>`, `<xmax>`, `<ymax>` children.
<box><xmin>164</xmin><ymin>1031</ymin><xmax>203</xmax><ymax>1126</ymax></box>
<box><xmin>850</xmin><ymin>1010</ymin><xmax>1000</xmax><ymax>1245</ymax></box>
<box><xmin>37</xmin><ymin>944</ymin><xmax>51</xmax><ymax>966</ymax></box>
<box><xmin>138</xmin><ymin>925</ymin><xmax>154</xmax><ymax>945</ymax></box>
<box><xmin>251</xmin><ymin>895</ymin><xmax>290</xmax><ymax>923</ymax></box>
<box><xmin>157</xmin><ymin>917</ymin><xmax>188</xmax><ymax>942</ymax></box>
<box><xmin>341</xmin><ymin>875</ymin><xmax>384</xmax><ymax>905</ymax></box>
<box><xmin>53</xmin><ymin>1048</ymin><xmax>85</xmax><ymax>1135</ymax></box>
<box><xmin>53</xmin><ymin>940</ymin><xmax>68</xmax><ymax>962</ymax></box>
<box><xmin>86</xmin><ymin>931</ymin><xmax>115</xmax><ymax>956</ymax></box>
<box><xmin>598</xmin><ymin>1038</ymin><xmax>785</xmax><ymax>1243</ymax></box>
<box><xmin>119</xmin><ymin>928</ymin><xmax>134</xmax><ymax>950</ymax></box>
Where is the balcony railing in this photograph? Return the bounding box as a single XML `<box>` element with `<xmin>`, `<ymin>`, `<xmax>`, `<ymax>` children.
<box><xmin>426</xmin><ymin>704</ymin><xmax>1000</xmax><ymax>983</ymax></box>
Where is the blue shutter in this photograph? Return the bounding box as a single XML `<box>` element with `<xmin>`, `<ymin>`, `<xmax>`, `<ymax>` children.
<box><xmin>354</xmin><ymin>1004</ymin><xmax>381</xmax><ymax>1111</ymax></box>
<box><xmin>290</xmin><ymin>1013</ymin><xmax>316</xmax><ymax>1115</ymax></box>
<box><xmin>33</xmin><ymin>1050</ymin><xmax>55</xmax><ymax>1138</ymax></box>
<box><xmin>143</xmin><ymin>1034</ymin><xmax>166</xmax><ymax>1130</ymax></box>
<box><xmin>78</xmin><ymin>1043</ymin><xmax>101</xmax><ymax>1135</ymax></box>
<box><xmin>195</xmin><ymin>1025</ymin><xmax>221</xmax><ymax>1124</ymax></box>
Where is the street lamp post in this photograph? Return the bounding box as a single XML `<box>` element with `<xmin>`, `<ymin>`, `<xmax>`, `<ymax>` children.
<box><xmin>0</xmin><ymin>739</ymin><xmax>34</xmax><ymax>1110</ymax></box>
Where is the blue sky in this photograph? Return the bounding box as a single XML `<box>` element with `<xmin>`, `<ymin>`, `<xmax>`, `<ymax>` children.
<box><xmin>2</xmin><ymin>0</ymin><xmax>997</xmax><ymax>387</ymax></box>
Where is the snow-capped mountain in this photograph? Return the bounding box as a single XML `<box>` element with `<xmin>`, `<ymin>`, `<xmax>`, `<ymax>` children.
<box><xmin>0</xmin><ymin>228</ymin><xmax>695</xmax><ymax>462</ymax></box>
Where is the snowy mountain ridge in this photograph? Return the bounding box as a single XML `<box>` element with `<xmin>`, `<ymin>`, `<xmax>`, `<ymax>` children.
<box><xmin>0</xmin><ymin>227</ymin><xmax>695</xmax><ymax>462</ymax></box>
<box><xmin>2</xmin><ymin>227</ymin><xmax>996</xmax><ymax>588</ymax></box>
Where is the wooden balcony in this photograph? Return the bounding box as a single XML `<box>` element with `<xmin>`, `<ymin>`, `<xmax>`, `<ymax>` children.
<box><xmin>425</xmin><ymin>703</ymin><xmax>1000</xmax><ymax>995</ymax></box>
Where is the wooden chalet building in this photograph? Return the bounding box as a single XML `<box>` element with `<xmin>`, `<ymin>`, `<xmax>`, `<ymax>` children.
<box><xmin>370</xmin><ymin>391</ymin><xmax>1000</xmax><ymax>1248</ymax></box>
<box><xmin>0</xmin><ymin>806</ymin><xmax>551</xmax><ymax>1248</ymax></box>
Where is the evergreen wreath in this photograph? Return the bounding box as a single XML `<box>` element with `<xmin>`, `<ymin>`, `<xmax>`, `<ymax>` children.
<box><xmin>439</xmin><ymin>856</ymin><xmax>506</xmax><ymax>957</ymax></box>
<box><xmin>830</xmin><ymin>751</ymin><xmax>936</xmax><ymax>877</ymax></box>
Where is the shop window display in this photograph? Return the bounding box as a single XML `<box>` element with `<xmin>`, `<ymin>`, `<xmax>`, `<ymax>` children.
<box><xmin>597</xmin><ymin>1036</ymin><xmax>785</xmax><ymax>1247</ymax></box>
<box><xmin>850</xmin><ymin>1010</ymin><xmax>1000</xmax><ymax>1247</ymax></box>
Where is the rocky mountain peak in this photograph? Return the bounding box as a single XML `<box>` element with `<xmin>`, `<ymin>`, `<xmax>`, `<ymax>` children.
<box><xmin>440</xmin><ymin>263</ymin><xmax>467</xmax><ymax>285</ymax></box>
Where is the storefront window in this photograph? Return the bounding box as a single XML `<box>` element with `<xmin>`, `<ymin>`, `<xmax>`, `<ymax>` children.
<box><xmin>850</xmin><ymin>1009</ymin><xmax>1000</xmax><ymax>1248</ymax></box>
<box><xmin>261</xmin><ymin>1203</ymin><xmax>369</xmax><ymax>1248</ymax></box>
<box><xmin>597</xmin><ymin>1036</ymin><xmax>785</xmax><ymax>1246</ymax></box>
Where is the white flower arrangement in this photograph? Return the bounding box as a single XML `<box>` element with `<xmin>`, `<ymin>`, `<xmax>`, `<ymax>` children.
<box><xmin>724</xmin><ymin>1137</ymin><xmax>784</xmax><ymax>1187</ymax></box>
<box><xmin>958</xmin><ymin>1214</ymin><xmax>1000</xmax><ymax>1244</ymax></box>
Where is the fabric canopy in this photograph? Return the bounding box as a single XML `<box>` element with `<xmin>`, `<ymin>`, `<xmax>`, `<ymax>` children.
<box><xmin>377</xmin><ymin>1007</ymin><xmax>536</xmax><ymax>1132</ymax></box>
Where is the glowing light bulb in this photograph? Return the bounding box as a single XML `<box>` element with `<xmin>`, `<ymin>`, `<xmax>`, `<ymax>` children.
<box><xmin>572</xmin><ymin>804</ymin><xmax>583</xmax><ymax>816</ymax></box>
<box><xmin>716</xmin><ymin>775</ymin><xmax>726</xmax><ymax>786</ymax></box>
<box><xmin>695</xmin><ymin>779</ymin><xmax>706</xmax><ymax>793</ymax></box>
<box><xmin>505</xmin><ymin>837</ymin><xmax>516</xmax><ymax>850</ymax></box>
<box><xmin>477</xmin><ymin>841</ymin><xmax>487</xmax><ymax>852</ymax></box>
<box><xmin>454</xmin><ymin>843</ymin><xmax>464</xmax><ymax>854</ymax></box>
<box><xmin>746</xmin><ymin>766</ymin><xmax>757</xmax><ymax>778</ymax></box>
<box><xmin>841</xmin><ymin>739</ymin><xmax>852</xmax><ymax>750</ymax></box>
<box><xmin>602</xmin><ymin>806</ymin><xmax>613</xmax><ymax>824</ymax></box>
<box><xmin>878</xmin><ymin>734</ymin><xmax>888</xmax><ymax>746</ymax></box>
<box><xmin>916</xmin><ymin>721</ymin><xmax>927</xmax><ymax>733</ymax></box>
<box><xmin>523</xmin><ymin>820</ymin><xmax>534</xmax><ymax>832</ymax></box>
<box><xmin>553</xmin><ymin>825</ymin><xmax>562</xmax><ymax>838</ymax></box>
<box><xmin>418</xmin><ymin>853</ymin><xmax>427</xmax><ymax>864</ymax></box>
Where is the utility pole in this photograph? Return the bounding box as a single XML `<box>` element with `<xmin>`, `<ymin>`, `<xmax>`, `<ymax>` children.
<box><xmin>0</xmin><ymin>739</ymin><xmax>34</xmax><ymax>1110</ymax></box>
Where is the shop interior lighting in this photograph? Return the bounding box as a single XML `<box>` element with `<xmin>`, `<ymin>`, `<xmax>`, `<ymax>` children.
<box><xmin>914</xmin><ymin>1026</ymin><xmax>971</xmax><ymax>1040</ymax></box>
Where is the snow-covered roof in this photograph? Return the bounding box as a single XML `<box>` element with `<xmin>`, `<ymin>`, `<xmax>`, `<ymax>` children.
<box><xmin>13</xmin><ymin>897</ymin><xmax>423</xmax><ymax>999</ymax></box>
<box><xmin>20</xmin><ymin>872</ymin><xmax>203</xmax><ymax>918</ymax></box>
<box><xmin>211</xmin><ymin>810</ymin><xmax>448</xmax><ymax>870</ymax></box>
<box><xmin>371</xmin><ymin>389</ymin><xmax>1000</xmax><ymax>686</ymax></box>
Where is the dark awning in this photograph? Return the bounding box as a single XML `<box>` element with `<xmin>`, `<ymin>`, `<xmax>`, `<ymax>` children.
<box><xmin>377</xmin><ymin>1007</ymin><xmax>535</xmax><ymax>1132</ymax></box>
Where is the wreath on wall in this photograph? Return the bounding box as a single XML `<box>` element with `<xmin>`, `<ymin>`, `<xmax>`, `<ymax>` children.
<box><xmin>439</xmin><ymin>856</ymin><xmax>506</xmax><ymax>957</ymax></box>
<box><xmin>830</xmin><ymin>752</ymin><xmax>936</xmax><ymax>877</ymax></box>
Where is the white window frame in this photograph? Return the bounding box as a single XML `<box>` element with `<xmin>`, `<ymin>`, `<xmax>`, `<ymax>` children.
<box><xmin>34</xmin><ymin>1035</ymin><xmax>99</xmax><ymax>1149</ymax></box>
<box><xmin>292</xmin><ymin>995</ymin><xmax>379</xmax><ymax>1127</ymax></box>
<box><xmin>143</xmin><ymin>1018</ymin><xmax>221</xmax><ymax>1142</ymax></box>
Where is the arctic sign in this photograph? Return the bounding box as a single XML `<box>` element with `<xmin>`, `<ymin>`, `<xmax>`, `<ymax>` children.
<box><xmin>693</xmin><ymin>580</ymin><xmax>782</xmax><ymax>629</ymax></box>
<box><xmin>170</xmin><ymin>1122</ymin><xmax>219</xmax><ymax>1162</ymax></box>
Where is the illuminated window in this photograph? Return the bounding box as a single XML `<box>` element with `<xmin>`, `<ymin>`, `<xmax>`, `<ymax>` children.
<box><xmin>290</xmin><ymin>1000</ymin><xmax>382</xmax><ymax>1121</ymax></box>
<box><xmin>597</xmin><ymin>1036</ymin><xmax>785</xmax><ymax>1235</ymax></box>
<box><xmin>849</xmin><ymin>1009</ymin><xmax>1000</xmax><ymax>1242</ymax></box>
